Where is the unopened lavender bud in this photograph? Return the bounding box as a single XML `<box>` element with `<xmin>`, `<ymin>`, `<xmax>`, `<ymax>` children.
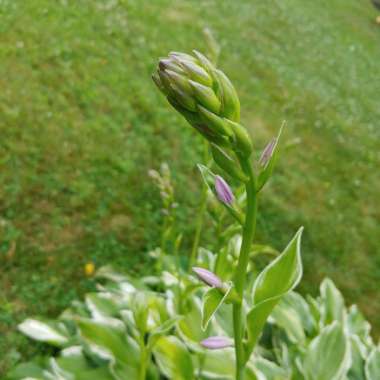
<box><xmin>200</xmin><ymin>336</ymin><xmax>233</xmax><ymax>350</ymax></box>
<box><xmin>259</xmin><ymin>138</ymin><xmax>277</xmax><ymax>167</ymax></box>
<box><xmin>215</xmin><ymin>175</ymin><xmax>234</xmax><ymax>205</ymax></box>
<box><xmin>192</xmin><ymin>267</ymin><xmax>223</xmax><ymax>288</ymax></box>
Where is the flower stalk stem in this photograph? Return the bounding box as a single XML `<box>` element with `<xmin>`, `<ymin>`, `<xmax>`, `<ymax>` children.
<box><xmin>189</xmin><ymin>184</ymin><xmax>208</xmax><ymax>270</ymax></box>
<box><xmin>139</xmin><ymin>342</ymin><xmax>151</xmax><ymax>380</ymax></box>
<box><xmin>189</xmin><ymin>140</ymin><xmax>210</xmax><ymax>270</ymax></box>
<box><xmin>232</xmin><ymin>158</ymin><xmax>257</xmax><ymax>380</ymax></box>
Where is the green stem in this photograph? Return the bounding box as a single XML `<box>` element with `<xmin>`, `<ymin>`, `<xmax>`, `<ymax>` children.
<box><xmin>189</xmin><ymin>184</ymin><xmax>208</xmax><ymax>270</ymax></box>
<box><xmin>189</xmin><ymin>140</ymin><xmax>210</xmax><ymax>270</ymax></box>
<box><xmin>158</xmin><ymin>216</ymin><xmax>169</xmax><ymax>272</ymax></box>
<box><xmin>174</xmin><ymin>237</ymin><xmax>184</xmax><ymax>313</ymax></box>
<box><xmin>232</xmin><ymin>158</ymin><xmax>257</xmax><ymax>380</ymax></box>
<box><xmin>139</xmin><ymin>343</ymin><xmax>150</xmax><ymax>380</ymax></box>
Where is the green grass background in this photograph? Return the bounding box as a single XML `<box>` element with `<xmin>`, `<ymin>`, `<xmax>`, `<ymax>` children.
<box><xmin>0</xmin><ymin>0</ymin><xmax>379</xmax><ymax>374</ymax></box>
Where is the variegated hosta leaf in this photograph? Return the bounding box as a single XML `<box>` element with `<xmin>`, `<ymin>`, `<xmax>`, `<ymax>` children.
<box><xmin>282</xmin><ymin>291</ymin><xmax>316</xmax><ymax>335</ymax></box>
<box><xmin>6</xmin><ymin>362</ymin><xmax>46</xmax><ymax>380</ymax></box>
<box><xmin>77</xmin><ymin>318</ymin><xmax>140</xmax><ymax>379</ymax></box>
<box><xmin>214</xmin><ymin>302</ymin><xmax>234</xmax><ymax>337</ymax></box>
<box><xmin>197</xmin><ymin>247</ymin><xmax>217</xmax><ymax>271</ymax></box>
<box><xmin>44</xmin><ymin>358</ymin><xmax>74</xmax><ymax>380</ymax></box>
<box><xmin>148</xmin><ymin>316</ymin><xmax>183</xmax><ymax>349</ymax></box>
<box><xmin>347</xmin><ymin>304</ymin><xmax>372</xmax><ymax>342</ymax></box>
<box><xmin>177</xmin><ymin>297</ymin><xmax>213</xmax><ymax>352</ymax></box>
<box><xmin>252</xmin><ymin>357</ymin><xmax>290</xmax><ymax>380</ymax></box>
<box><xmin>365</xmin><ymin>347</ymin><xmax>380</xmax><ymax>380</ymax></box>
<box><xmin>245</xmin><ymin>228</ymin><xmax>303</xmax><ymax>358</ymax></box>
<box><xmin>85</xmin><ymin>293</ymin><xmax>120</xmax><ymax>319</ymax></box>
<box><xmin>199</xmin><ymin>347</ymin><xmax>258</xmax><ymax>380</ymax></box>
<box><xmin>18</xmin><ymin>319</ymin><xmax>71</xmax><ymax>347</ymax></box>
<box><xmin>349</xmin><ymin>335</ymin><xmax>367</xmax><ymax>380</ymax></box>
<box><xmin>306</xmin><ymin>294</ymin><xmax>322</xmax><ymax>330</ymax></box>
<box><xmin>270</xmin><ymin>299</ymin><xmax>305</xmax><ymax>344</ymax></box>
<box><xmin>320</xmin><ymin>278</ymin><xmax>345</xmax><ymax>325</ymax></box>
<box><xmin>270</xmin><ymin>291</ymin><xmax>316</xmax><ymax>343</ymax></box>
<box><xmin>153</xmin><ymin>336</ymin><xmax>194</xmax><ymax>380</ymax></box>
<box><xmin>199</xmin><ymin>348</ymin><xmax>236</xmax><ymax>379</ymax></box>
<box><xmin>302</xmin><ymin>322</ymin><xmax>350</xmax><ymax>380</ymax></box>
<box><xmin>131</xmin><ymin>291</ymin><xmax>150</xmax><ymax>334</ymax></box>
<box><xmin>85</xmin><ymin>293</ymin><xmax>124</xmax><ymax>330</ymax></box>
<box><xmin>47</xmin><ymin>350</ymin><xmax>115</xmax><ymax>380</ymax></box>
<box><xmin>201</xmin><ymin>283</ymin><xmax>232</xmax><ymax>331</ymax></box>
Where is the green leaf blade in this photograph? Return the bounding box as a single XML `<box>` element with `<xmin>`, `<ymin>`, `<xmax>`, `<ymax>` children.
<box><xmin>18</xmin><ymin>318</ymin><xmax>70</xmax><ymax>348</ymax></box>
<box><xmin>245</xmin><ymin>227</ymin><xmax>303</xmax><ymax>357</ymax></box>
<box><xmin>201</xmin><ymin>285</ymin><xmax>232</xmax><ymax>331</ymax></box>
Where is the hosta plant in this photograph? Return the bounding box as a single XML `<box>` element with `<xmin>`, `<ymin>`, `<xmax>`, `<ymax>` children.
<box><xmin>152</xmin><ymin>48</ymin><xmax>302</xmax><ymax>379</ymax></box>
<box><xmin>7</xmin><ymin>48</ymin><xmax>379</xmax><ymax>380</ymax></box>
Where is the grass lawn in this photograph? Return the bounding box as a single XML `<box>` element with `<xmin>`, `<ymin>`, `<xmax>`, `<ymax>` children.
<box><xmin>0</xmin><ymin>0</ymin><xmax>379</xmax><ymax>374</ymax></box>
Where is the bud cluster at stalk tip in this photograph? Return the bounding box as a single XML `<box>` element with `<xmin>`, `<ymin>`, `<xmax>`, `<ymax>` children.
<box><xmin>153</xmin><ymin>51</ymin><xmax>253</xmax><ymax>155</ymax></box>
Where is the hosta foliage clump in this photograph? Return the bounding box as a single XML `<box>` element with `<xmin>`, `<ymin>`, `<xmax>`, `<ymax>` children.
<box><xmin>8</xmin><ymin>266</ymin><xmax>379</xmax><ymax>379</ymax></box>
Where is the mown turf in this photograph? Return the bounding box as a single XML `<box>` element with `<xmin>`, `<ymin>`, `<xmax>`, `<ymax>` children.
<box><xmin>0</xmin><ymin>0</ymin><xmax>379</xmax><ymax>374</ymax></box>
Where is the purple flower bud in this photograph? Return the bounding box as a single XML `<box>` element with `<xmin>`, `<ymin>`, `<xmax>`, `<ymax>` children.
<box><xmin>192</xmin><ymin>267</ymin><xmax>223</xmax><ymax>288</ymax></box>
<box><xmin>201</xmin><ymin>336</ymin><xmax>233</xmax><ymax>350</ymax></box>
<box><xmin>259</xmin><ymin>138</ymin><xmax>277</xmax><ymax>167</ymax></box>
<box><xmin>214</xmin><ymin>175</ymin><xmax>234</xmax><ymax>205</ymax></box>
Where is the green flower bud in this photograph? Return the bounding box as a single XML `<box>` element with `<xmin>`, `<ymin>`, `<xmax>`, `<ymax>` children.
<box><xmin>213</xmin><ymin>69</ymin><xmax>240</xmax><ymax>122</ymax></box>
<box><xmin>152</xmin><ymin>72</ymin><xmax>166</xmax><ymax>93</ymax></box>
<box><xmin>189</xmin><ymin>80</ymin><xmax>221</xmax><ymax>114</ymax></box>
<box><xmin>225</xmin><ymin>119</ymin><xmax>253</xmax><ymax>157</ymax></box>
<box><xmin>210</xmin><ymin>144</ymin><xmax>249</xmax><ymax>182</ymax></box>
<box><xmin>198</xmin><ymin>105</ymin><xmax>232</xmax><ymax>137</ymax></box>
<box><xmin>158</xmin><ymin>58</ymin><xmax>185</xmax><ymax>75</ymax></box>
<box><xmin>169</xmin><ymin>51</ymin><xmax>198</xmax><ymax>63</ymax></box>
<box><xmin>180</xmin><ymin>60</ymin><xmax>212</xmax><ymax>86</ymax></box>
<box><xmin>193</xmin><ymin>50</ymin><xmax>215</xmax><ymax>74</ymax></box>
<box><xmin>167</xmin><ymin>97</ymin><xmax>227</xmax><ymax>147</ymax></box>
<box><xmin>170</xmin><ymin>85</ymin><xmax>197</xmax><ymax>112</ymax></box>
<box><xmin>164</xmin><ymin>69</ymin><xmax>192</xmax><ymax>97</ymax></box>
